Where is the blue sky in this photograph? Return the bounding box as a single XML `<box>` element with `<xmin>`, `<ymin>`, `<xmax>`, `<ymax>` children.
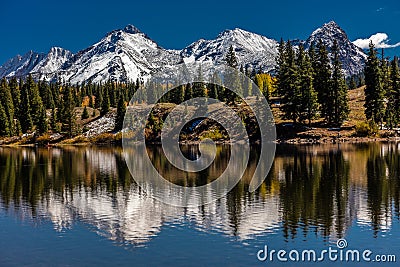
<box><xmin>1</xmin><ymin>0</ymin><xmax>400</xmax><ymax>64</ymax></box>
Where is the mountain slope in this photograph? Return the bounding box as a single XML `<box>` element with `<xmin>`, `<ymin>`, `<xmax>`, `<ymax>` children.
<box><xmin>0</xmin><ymin>51</ymin><xmax>46</xmax><ymax>78</ymax></box>
<box><xmin>181</xmin><ymin>28</ymin><xmax>278</xmax><ymax>73</ymax></box>
<box><xmin>0</xmin><ymin>22</ymin><xmax>368</xmax><ymax>82</ymax></box>
<box><xmin>58</xmin><ymin>25</ymin><xmax>181</xmax><ymax>83</ymax></box>
<box><xmin>304</xmin><ymin>21</ymin><xmax>366</xmax><ymax>76</ymax></box>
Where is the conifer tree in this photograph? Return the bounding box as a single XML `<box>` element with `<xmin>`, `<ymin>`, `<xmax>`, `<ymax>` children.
<box><xmin>20</xmin><ymin>78</ymin><xmax>33</xmax><ymax>133</ymax></box>
<box><xmin>330</xmin><ymin>40</ymin><xmax>350</xmax><ymax>125</ymax></box>
<box><xmin>81</xmin><ymin>106</ymin><xmax>89</xmax><ymax>120</ymax></box>
<box><xmin>25</xmin><ymin>75</ymin><xmax>45</xmax><ymax>127</ymax></box>
<box><xmin>386</xmin><ymin>57</ymin><xmax>400</xmax><ymax>128</ymax></box>
<box><xmin>110</xmin><ymin>81</ymin><xmax>117</xmax><ymax>107</ymax></box>
<box><xmin>244</xmin><ymin>66</ymin><xmax>252</xmax><ymax>97</ymax></box>
<box><xmin>114</xmin><ymin>95</ymin><xmax>126</xmax><ymax>132</ymax></box>
<box><xmin>101</xmin><ymin>87</ymin><xmax>110</xmax><ymax>115</ymax></box>
<box><xmin>364</xmin><ymin>42</ymin><xmax>385</xmax><ymax>125</ymax></box>
<box><xmin>50</xmin><ymin>107</ymin><xmax>58</xmax><ymax>131</ymax></box>
<box><xmin>38</xmin><ymin>80</ymin><xmax>54</xmax><ymax>109</ymax></box>
<box><xmin>314</xmin><ymin>40</ymin><xmax>332</xmax><ymax>121</ymax></box>
<box><xmin>308</xmin><ymin>42</ymin><xmax>317</xmax><ymax>72</ymax></box>
<box><xmin>224</xmin><ymin>45</ymin><xmax>241</xmax><ymax>104</ymax></box>
<box><xmin>296</xmin><ymin>45</ymin><xmax>318</xmax><ymax>125</ymax></box>
<box><xmin>349</xmin><ymin>76</ymin><xmax>358</xmax><ymax>89</ymax></box>
<box><xmin>146</xmin><ymin>81</ymin><xmax>157</xmax><ymax>103</ymax></box>
<box><xmin>184</xmin><ymin>83</ymin><xmax>193</xmax><ymax>101</ymax></box>
<box><xmin>169</xmin><ymin>84</ymin><xmax>185</xmax><ymax>104</ymax></box>
<box><xmin>61</xmin><ymin>84</ymin><xmax>76</xmax><ymax>137</ymax></box>
<box><xmin>279</xmin><ymin>41</ymin><xmax>300</xmax><ymax>123</ymax></box>
<box><xmin>89</xmin><ymin>94</ymin><xmax>94</xmax><ymax>108</ymax></box>
<box><xmin>37</xmin><ymin>106</ymin><xmax>48</xmax><ymax>134</ymax></box>
<box><xmin>0</xmin><ymin>78</ymin><xmax>15</xmax><ymax>136</ymax></box>
<box><xmin>209</xmin><ymin>72</ymin><xmax>222</xmax><ymax>100</ymax></box>
<box><xmin>193</xmin><ymin>65</ymin><xmax>206</xmax><ymax>98</ymax></box>
<box><xmin>9</xmin><ymin>77</ymin><xmax>21</xmax><ymax>121</ymax></box>
<box><xmin>276</xmin><ymin>38</ymin><xmax>287</xmax><ymax>96</ymax></box>
<box><xmin>0</xmin><ymin>102</ymin><xmax>10</xmax><ymax>136</ymax></box>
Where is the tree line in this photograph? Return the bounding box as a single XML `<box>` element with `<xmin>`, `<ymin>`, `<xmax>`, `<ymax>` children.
<box><xmin>275</xmin><ymin>39</ymin><xmax>349</xmax><ymax>126</ymax></box>
<box><xmin>364</xmin><ymin>43</ymin><xmax>400</xmax><ymax>129</ymax></box>
<box><xmin>0</xmin><ymin>75</ymin><xmax>137</xmax><ymax>137</ymax></box>
<box><xmin>1</xmin><ymin>41</ymin><xmax>399</xmax><ymax>139</ymax></box>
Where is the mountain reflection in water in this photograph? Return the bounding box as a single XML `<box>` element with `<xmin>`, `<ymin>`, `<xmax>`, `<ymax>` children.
<box><xmin>0</xmin><ymin>143</ymin><xmax>399</xmax><ymax>247</ymax></box>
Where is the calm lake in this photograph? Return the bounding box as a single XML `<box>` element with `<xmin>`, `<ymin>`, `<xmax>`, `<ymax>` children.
<box><xmin>0</xmin><ymin>143</ymin><xmax>399</xmax><ymax>266</ymax></box>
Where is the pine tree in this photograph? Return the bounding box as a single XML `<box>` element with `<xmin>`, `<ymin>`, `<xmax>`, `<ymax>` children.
<box><xmin>386</xmin><ymin>57</ymin><xmax>400</xmax><ymax>128</ymax></box>
<box><xmin>184</xmin><ymin>83</ymin><xmax>193</xmax><ymax>101</ymax></box>
<box><xmin>109</xmin><ymin>81</ymin><xmax>117</xmax><ymax>107</ymax></box>
<box><xmin>0</xmin><ymin>78</ymin><xmax>14</xmax><ymax>136</ymax></box>
<box><xmin>61</xmin><ymin>84</ymin><xmax>76</xmax><ymax>137</ymax></box>
<box><xmin>146</xmin><ymin>81</ymin><xmax>157</xmax><ymax>103</ymax></box>
<box><xmin>193</xmin><ymin>65</ymin><xmax>206</xmax><ymax>98</ymax></box>
<box><xmin>101</xmin><ymin>87</ymin><xmax>110</xmax><ymax>115</ymax></box>
<box><xmin>37</xmin><ymin>106</ymin><xmax>48</xmax><ymax>134</ymax></box>
<box><xmin>88</xmin><ymin>94</ymin><xmax>94</xmax><ymax>108</ymax></box>
<box><xmin>20</xmin><ymin>78</ymin><xmax>33</xmax><ymax>133</ymax></box>
<box><xmin>276</xmin><ymin>38</ymin><xmax>287</xmax><ymax>96</ymax></box>
<box><xmin>0</xmin><ymin>102</ymin><xmax>10</xmax><ymax>136</ymax></box>
<box><xmin>9</xmin><ymin>77</ymin><xmax>21</xmax><ymax>121</ymax></box>
<box><xmin>314</xmin><ymin>40</ymin><xmax>332</xmax><ymax>121</ymax></box>
<box><xmin>296</xmin><ymin>45</ymin><xmax>319</xmax><ymax>125</ymax></box>
<box><xmin>239</xmin><ymin>65</ymin><xmax>249</xmax><ymax>98</ymax></box>
<box><xmin>224</xmin><ymin>45</ymin><xmax>241</xmax><ymax>104</ymax></box>
<box><xmin>364</xmin><ymin>42</ymin><xmax>385</xmax><ymax>126</ymax></box>
<box><xmin>308</xmin><ymin>42</ymin><xmax>317</xmax><ymax>71</ymax></box>
<box><xmin>279</xmin><ymin>40</ymin><xmax>300</xmax><ymax>123</ymax></box>
<box><xmin>244</xmin><ymin>66</ymin><xmax>252</xmax><ymax>97</ymax></box>
<box><xmin>209</xmin><ymin>72</ymin><xmax>222</xmax><ymax>100</ymax></box>
<box><xmin>114</xmin><ymin>95</ymin><xmax>126</xmax><ymax>132</ymax></box>
<box><xmin>50</xmin><ymin>107</ymin><xmax>58</xmax><ymax>131</ymax></box>
<box><xmin>169</xmin><ymin>84</ymin><xmax>185</xmax><ymax>104</ymax></box>
<box><xmin>38</xmin><ymin>80</ymin><xmax>54</xmax><ymax>109</ymax></box>
<box><xmin>330</xmin><ymin>40</ymin><xmax>350</xmax><ymax>125</ymax></box>
<box><xmin>25</xmin><ymin>75</ymin><xmax>45</xmax><ymax>127</ymax></box>
<box><xmin>349</xmin><ymin>76</ymin><xmax>358</xmax><ymax>90</ymax></box>
<box><xmin>81</xmin><ymin>106</ymin><xmax>89</xmax><ymax>120</ymax></box>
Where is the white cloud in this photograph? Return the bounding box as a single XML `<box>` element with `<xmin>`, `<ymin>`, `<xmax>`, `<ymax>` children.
<box><xmin>353</xmin><ymin>33</ymin><xmax>400</xmax><ymax>49</ymax></box>
<box><xmin>376</xmin><ymin>7</ymin><xmax>384</xmax><ymax>12</ymax></box>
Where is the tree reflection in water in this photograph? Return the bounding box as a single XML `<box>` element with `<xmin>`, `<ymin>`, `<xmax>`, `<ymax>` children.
<box><xmin>0</xmin><ymin>143</ymin><xmax>399</xmax><ymax>245</ymax></box>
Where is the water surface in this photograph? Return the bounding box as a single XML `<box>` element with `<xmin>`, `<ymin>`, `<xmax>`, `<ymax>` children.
<box><xmin>0</xmin><ymin>143</ymin><xmax>399</xmax><ymax>266</ymax></box>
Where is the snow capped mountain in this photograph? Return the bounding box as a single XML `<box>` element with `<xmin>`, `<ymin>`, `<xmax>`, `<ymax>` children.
<box><xmin>32</xmin><ymin>47</ymin><xmax>72</xmax><ymax>74</ymax></box>
<box><xmin>58</xmin><ymin>25</ymin><xmax>181</xmax><ymax>84</ymax></box>
<box><xmin>181</xmin><ymin>28</ymin><xmax>278</xmax><ymax>73</ymax></box>
<box><xmin>304</xmin><ymin>21</ymin><xmax>367</xmax><ymax>76</ymax></box>
<box><xmin>0</xmin><ymin>47</ymin><xmax>73</xmax><ymax>80</ymax></box>
<box><xmin>0</xmin><ymin>50</ymin><xmax>45</xmax><ymax>78</ymax></box>
<box><xmin>0</xmin><ymin>22</ymin><xmax>368</xmax><ymax>82</ymax></box>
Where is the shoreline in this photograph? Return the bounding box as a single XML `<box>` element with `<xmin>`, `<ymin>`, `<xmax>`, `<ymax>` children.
<box><xmin>1</xmin><ymin>135</ymin><xmax>399</xmax><ymax>147</ymax></box>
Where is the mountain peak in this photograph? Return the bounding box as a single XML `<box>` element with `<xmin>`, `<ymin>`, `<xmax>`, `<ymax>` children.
<box><xmin>217</xmin><ymin>27</ymin><xmax>252</xmax><ymax>38</ymax></box>
<box><xmin>324</xmin><ymin>21</ymin><xmax>340</xmax><ymax>28</ymax></box>
<box><xmin>305</xmin><ymin>21</ymin><xmax>366</xmax><ymax>76</ymax></box>
<box><xmin>123</xmin><ymin>24</ymin><xmax>142</xmax><ymax>34</ymax></box>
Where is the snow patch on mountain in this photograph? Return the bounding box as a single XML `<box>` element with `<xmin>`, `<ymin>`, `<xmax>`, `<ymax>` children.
<box><xmin>0</xmin><ymin>22</ymin><xmax>369</xmax><ymax>82</ymax></box>
<box><xmin>32</xmin><ymin>47</ymin><xmax>72</xmax><ymax>74</ymax></box>
<box><xmin>304</xmin><ymin>21</ymin><xmax>366</xmax><ymax>76</ymax></box>
<box><xmin>57</xmin><ymin>25</ymin><xmax>181</xmax><ymax>84</ymax></box>
<box><xmin>0</xmin><ymin>51</ymin><xmax>45</xmax><ymax>78</ymax></box>
<box><xmin>181</xmin><ymin>28</ymin><xmax>278</xmax><ymax>73</ymax></box>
